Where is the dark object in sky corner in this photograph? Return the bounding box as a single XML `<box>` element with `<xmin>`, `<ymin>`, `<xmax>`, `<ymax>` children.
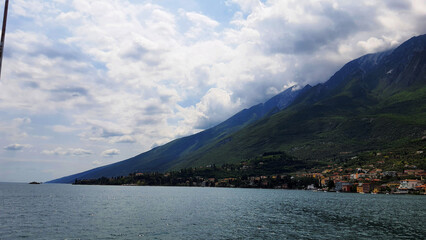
<box><xmin>0</xmin><ymin>0</ymin><xmax>9</xmax><ymax>79</ymax></box>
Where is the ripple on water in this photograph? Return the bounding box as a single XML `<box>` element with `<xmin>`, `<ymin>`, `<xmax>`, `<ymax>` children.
<box><xmin>0</xmin><ymin>184</ymin><xmax>425</xmax><ymax>239</ymax></box>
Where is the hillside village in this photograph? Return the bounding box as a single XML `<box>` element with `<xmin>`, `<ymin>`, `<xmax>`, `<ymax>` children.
<box><xmin>75</xmin><ymin>149</ymin><xmax>425</xmax><ymax>195</ymax></box>
<box><xmin>296</xmin><ymin>163</ymin><xmax>425</xmax><ymax>194</ymax></box>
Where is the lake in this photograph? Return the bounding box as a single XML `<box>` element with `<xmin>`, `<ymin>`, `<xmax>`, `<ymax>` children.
<box><xmin>0</xmin><ymin>183</ymin><xmax>425</xmax><ymax>239</ymax></box>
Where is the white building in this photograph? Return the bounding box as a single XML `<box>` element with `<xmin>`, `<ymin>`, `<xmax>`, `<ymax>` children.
<box><xmin>399</xmin><ymin>179</ymin><xmax>422</xmax><ymax>190</ymax></box>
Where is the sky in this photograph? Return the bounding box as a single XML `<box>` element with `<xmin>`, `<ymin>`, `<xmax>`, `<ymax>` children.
<box><xmin>0</xmin><ymin>0</ymin><xmax>425</xmax><ymax>182</ymax></box>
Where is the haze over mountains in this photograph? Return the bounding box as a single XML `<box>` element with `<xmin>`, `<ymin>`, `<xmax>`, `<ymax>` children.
<box><xmin>49</xmin><ymin>34</ymin><xmax>426</xmax><ymax>183</ymax></box>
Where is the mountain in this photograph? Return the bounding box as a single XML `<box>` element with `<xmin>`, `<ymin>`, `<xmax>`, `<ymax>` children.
<box><xmin>50</xmin><ymin>34</ymin><xmax>426</xmax><ymax>183</ymax></box>
<box><xmin>49</xmin><ymin>85</ymin><xmax>309</xmax><ymax>183</ymax></box>
<box><xmin>177</xmin><ymin>34</ymin><xmax>426</xmax><ymax>165</ymax></box>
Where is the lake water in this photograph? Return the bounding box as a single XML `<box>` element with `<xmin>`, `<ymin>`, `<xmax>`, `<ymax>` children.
<box><xmin>0</xmin><ymin>183</ymin><xmax>425</xmax><ymax>239</ymax></box>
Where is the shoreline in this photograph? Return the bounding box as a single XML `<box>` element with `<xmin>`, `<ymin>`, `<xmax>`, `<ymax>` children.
<box><xmin>70</xmin><ymin>182</ymin><xmax>426</xmax><ymax>195</ymax></box>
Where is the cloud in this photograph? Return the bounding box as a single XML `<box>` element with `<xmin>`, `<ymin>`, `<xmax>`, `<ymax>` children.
<box><xmin>180</xmin><ymin>88</ymin><xmax>241</xmax><ymax>129</ymax></box>
<box><xmin>52</xmin><ymin>125</ymin><xmax>78</xmax><ymax>133</ymax></box>
<box><xmin>0</xmin><ymin>118</ymin><xmax>31</xmax><ymax>139</ymax></box>
<box><xmin>1</xmin><ymin>0</ymin><xmax>426</xmax><ymax>181</ymax></box>
<box><xmin>48</xmin><ymin>86</ymin><xmax>90</xmax><ymax>102</ymax></box>
<box><xmin>111</xmin><ymin>135</ymin><xmax>136</xmax><ymax>144</ymax></box>
<box><xmin>181</xmin><ymin>10</ymin><xmax>220</xmax><ymax>39</ymax></box>
<box><xmin>41</xmin><ymin>147</ymin><xmax>92</xmax><ymax>156</ymax></box>
<box><xmin>228</xmin><ymin>0</ymin><xmax>262</xmax><ymax>13</ymax></box>
<box><xmin>79</xmin><ymin>119</ymin><xmax>133</xmax><ymax>140</ymax></box>
<box><xmin>4</xmin><ymin>1</ymin><xmax>426</xmax><ymax>139</ymax></box>
<box><xmin>101</xmin><ymin>148</ymin><xmax>120</xmax><ymax>157</ymax></box>
<box><xmin>13</xmin><ymin>117</ymin><xmax>31</xmax><ymax>125</ymax></box>
<box><xmin>185</xmin><ymin>11</ymin><xmax>220</xmax><ymax>28</ymax></box>
<box><xmin>4</xmin><ymin>144</ymin><xmax>31</xmax><ymax>151</ymax></box>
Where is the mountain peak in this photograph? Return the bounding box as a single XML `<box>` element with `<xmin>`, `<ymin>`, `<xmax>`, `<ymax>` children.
<box><xmin>49</xmin><ymin>34</ymin><xmax>426</xmax><ymax>183</ymax></box>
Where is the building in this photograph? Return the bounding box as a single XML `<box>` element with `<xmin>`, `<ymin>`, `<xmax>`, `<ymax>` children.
<box><xmin>335</xmin><ymin>181</ymin><xmax>352</xmax><ymax>192</ymax></box>
<box><xmin>399</xmin><ymin>179</ymin><xmax>422</xmax><ymax>190</ymax></box>
<box><xmin>415</xmin><ymin>184</ymin><xmax>426</xmax><ymax>193</ymax></box>
<box><xmin>357</xmin><ymin>183</ymin><xmax>370</xmax><ymax>193</ymax></box>
<box><xmin>350</xmin><ymin>173</ymin><xmax>366</xmax><ymax>180</ymax></box>
<box><xmin>404</xmin><ymin>169</ymin><xmax>424</xmax><ymax>175</ymax></box>
<box><xmin>382</xmin><ymin>171</ymin><xmax>397</xmax><ymax>177</ymax></box>
<box><xmin>342</xmin><ymin>185</ymin><xmax>352</xmax><ymax>192</ymax></box>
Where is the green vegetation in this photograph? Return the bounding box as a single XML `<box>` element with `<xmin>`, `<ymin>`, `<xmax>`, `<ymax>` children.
<box><xmin>174</xmin><ymin>54</ymin><xmax>426</xmax><ymax>169</ymax></box>
<box><xmin>74</xmin><ymin>152</ymin><xmax>320</xmax><ymax>189</ymax></box>
<box><xmin>75</xmin><ymin>147</ymin><xmax>424</xmax><ymax>194</ymax></box>
<box><xmin>51</xmin><ymin>34</ymin><xmax>426</xmax><ymax>184</ymax></box>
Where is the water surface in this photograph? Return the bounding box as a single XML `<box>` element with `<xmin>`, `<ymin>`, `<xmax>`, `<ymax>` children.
<box><xmin>0</xmin><ymin>183</ymin><xmax>424</xmax><ymax>239</ymax></box>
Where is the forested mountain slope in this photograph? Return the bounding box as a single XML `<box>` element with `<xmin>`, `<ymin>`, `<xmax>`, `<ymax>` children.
<box><xmin>49</xmin><ymin>85</ymin><xmax>309</xmax><ymax>183</ymax></box>
<box><xmin>177</xmin><ymin>35</ymin><xmax>426</xmax><ymax>168</ymax></box>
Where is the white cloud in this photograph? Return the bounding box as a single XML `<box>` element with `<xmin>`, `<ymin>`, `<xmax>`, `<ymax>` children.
<box><xmin>111</xmin><ymin>135</ymin><xmax>136</xmax><ymax>144</ymax></box>
<box><xmin>228</xmin><ymin>0</ymin><xmax>262</xmax><ymax>13</ymax></box>
<box><xmin>182</xmin><ymin>10</ymin><xmax>220</xmax><ymax>39</ymax></box>
<box><xmin>101</xmin><ymin>148</ymin><xmax>120</xmax><ymax>157</ymax></box>
<box><xmin>180</xmin><ymin>88</ymin><xmax>241</xmax><ymax>129</ymax></box>
<box><xmin>1</xmin><ymin>0</ymin><xmax>426</xmax><ymax>181</ymax></box>
<box><xmin>13</xmin><ymin>117</ymin><xmax>31</xmax><ymax>125</ymax></box>
<box><xmin>185</xmin><ymin>11</ymin><xmax>219</xmax><ymax>28</ymax></box>
<box><xmin>0</xmin><ymin>118</ymin><xmax>31</xmax><ymax>140</ymax></box>
<box><xmin>52</xmin><ymin>125</ymin><xmax>78</xmax><ymax>133</ymax></box>
<box><xmin>41</xmin><ymin>147</ymin><xmax>92</xmax><ymax>156</ymax></box>
<box><xmin>4</xmin><ymin>144</ymin><xmax>31</xmax><ymax>151</ymax></box>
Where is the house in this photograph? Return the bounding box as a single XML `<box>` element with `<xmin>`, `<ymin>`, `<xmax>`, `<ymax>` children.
<box><xmin>357</xmin><ymin>183</ymin><xmax>371</xmax><ymax>193</ymax></box>
<box><xmin>341</xmin><ymin>185</ymin><xmax>352</xmax><ymax>192</ymax></box>
<box><xmin>350</xmin><ymin>173</ymin><xmax>366</xmax><ymax>180</ymax></box>
<box><xmin>415</xmin><ymin>184</ymin><xmax>426</xmax><ymax>193</ymax></box>
<box><xmin>399</xmin><ymin>179</ymin><xmax>422</xmax><ymax>190</ymax></box>
<box><xmin>335</xmin><ymin>181</ymin><xmax>352</xmax><ymax>192</ymax></box>
<box><xmin>404</xmin><ymin>169</ymin><xmax>424</xmax><ymax>175</ymax></box>
<box><xmin>382</xmin><ymin>171</ymin><xmax>397</xmax><ymax>177</ymax></box>
<box><xmin>386</xmin><ymin>182</ymin><xmax>400</xmax><ymax>191</ymax></box>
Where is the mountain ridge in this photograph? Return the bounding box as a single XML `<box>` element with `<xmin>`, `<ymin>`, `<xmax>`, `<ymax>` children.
<box><xmin>49</xmin><ymin>34</ymin><xmax>426</xmax><ymax>183</ymax></box>
<box><xmin>182</xmin><ymin>34</ymin><xmax>426</xmax><ymax>165</ymax></box>
<box><xmin>48</xmin><ymin>85</ymin><xmax>308</xmax><ymax>183</ymax></box>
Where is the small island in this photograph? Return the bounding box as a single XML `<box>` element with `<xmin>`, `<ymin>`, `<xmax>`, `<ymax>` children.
<box><xmin>29</xmin><ymin>181</ymin><xmax>42</xmax><ymax>184</ymax></box>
